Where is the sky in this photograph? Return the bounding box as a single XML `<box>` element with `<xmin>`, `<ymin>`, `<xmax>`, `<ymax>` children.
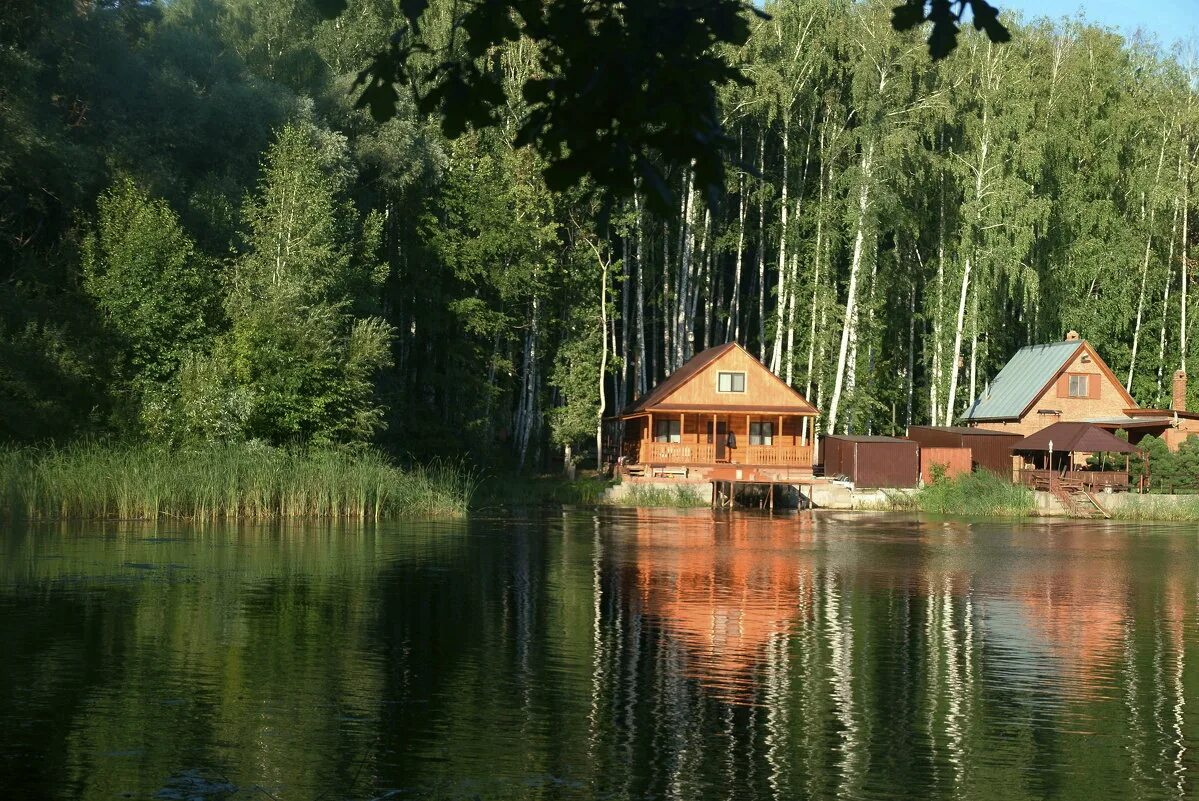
<box><xmin>998</xmin><ymin>0</ymin><xmax>1199</xmax><ymax>49</ymax></box>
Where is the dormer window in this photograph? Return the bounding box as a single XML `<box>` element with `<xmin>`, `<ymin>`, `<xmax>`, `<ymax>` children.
<box><xmin>717</xmin><ymin>371</ymin><xmax>746</xmax><ymax>393</ymax></box>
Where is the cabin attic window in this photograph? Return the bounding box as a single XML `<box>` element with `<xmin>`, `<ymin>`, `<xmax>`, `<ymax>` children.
<box><xmin>749</xmin><ymin>421</ymin><xmax>773</xmax><ymax>446</ymax></box>
<box><xmin>1068</xmin><ymin>374</ymin><xmax>1089</xmax><ymax>398</ymax></box>
<box><xmin>654</xmin><ymin>419</ymin><xmax>681</xmax><ymax>443</ymax></box>
<box><xmin>717</xmin><ymin>371</ymin><xmax>746</xmax><ymax>393</ymax></box>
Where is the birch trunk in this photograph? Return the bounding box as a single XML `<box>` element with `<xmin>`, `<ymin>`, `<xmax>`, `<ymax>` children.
<box><xmin>634</xmin><ymin>192</ymin><xmax>647</xmax><ymax>398</ymax></box>
<box><xmin>827</xmin><ymin>139</ymin><xmax>874</xmax><ymax>434</ymax></box>
<box><xmin>906</xmin><ymin>277</ymin><xmax>915</xmax><ymax>427</ymax></box>
<box><xmin>803</xmin><ymin>159</ymin><xmax>826</xmax><ymax>404</ymax></box>
<box><xmin>945</xmin><ymin>116</ymin><xmax>990</xmax><ymax>425</ymax></box>
<box><xmin>770</xmin><ymin>116</ymin><xmax>790</xmax><ymax>374</ymax></box>
<box><xmin>676</xmin><ymin>171</ymin><xmax>695</xmax><ymax>368</ymax></box>
<box><xmin>1156</xmin><ymin>201</ymin><xmax>1180</xmax><ymax>403</ymax></box>
<box><xmin>731</xmin><ymin>126</ymin><xmax>746</xmax><ymax>344</ymax></box>
<box><xmin>662</xmin><ymin>220</ymin><xmax>672</xmax><ymax>375</ymax></box>
<box><xmin>1128</xmin><ymin>121</ymin><xmax>1173</xmax><ymax>389</ymax></box>
<box><xmin>944</xmin><ymin>252</ymin><xmax>973</xmax><ymax>426</ymax></box>
<box><xmin>1128</xmin><ymin>227</ymin><xmax>1154</xmax><ymax>391</ymax></box>
<box><xmin>597</xmin><ymin>256</ymin><xmax>609</xmax><ymax>472</ymax></box>
<box><xmin>1182</xmin><ymin>158</ymin><xmax>1190</xmax><ymax>374</ymax></box>
<box><xmin>757</xmin><ymin>134</ymin><xmax>767</xmax><ymax>360</ymax></box>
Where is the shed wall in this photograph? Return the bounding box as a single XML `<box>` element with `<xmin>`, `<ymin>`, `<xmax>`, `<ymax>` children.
<box><xmin>823</xmin><ymin>437</ymin><xmax>919</xmax><ymax>488</ymax></box>
<box><xmin>920</xmin><ymin>447</ymin><xmax>972</xmax><ymax>484</ymax></box>
<box><xmin>906</xmin><ymin>426</ymin><xmax>1021</xmax><ymax>477</ymax></box>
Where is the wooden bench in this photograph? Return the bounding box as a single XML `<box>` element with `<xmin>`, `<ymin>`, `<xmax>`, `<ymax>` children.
<box><xmin>625</xmin><ymin>464</ymin><xmax>646</xmax><ymax>478</ymax></box>
<box><xmin>651</xmin><ymin>465</ymin><xmax>688</xmax><ymax>479</ymax></box>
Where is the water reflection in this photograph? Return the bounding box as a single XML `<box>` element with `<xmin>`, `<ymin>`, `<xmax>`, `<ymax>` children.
<box><xmin>0</xmin><ymin>513</ymin><xmax>1197</xmax><ymax>800</ymax></box>
<box><xmin>624</xmin><ymin>511</ymin><xmax>814</xmax><ymax>703</ymax></box>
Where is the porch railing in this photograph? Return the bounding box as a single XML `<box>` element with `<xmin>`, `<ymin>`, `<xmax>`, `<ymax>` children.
<box><xmin>743</xmin><ymin>445</ymin><xmax>813</xmax><ymax>467</ymax></box>
<box><xmin>1018</xmin><ymin>469</ymin><xmax>1129</xmax><ymax>492</ymax></box>
<box><xmin>643</xmin><ymin>442</ymin><xmax>716</xmax><ymax>464</ymax></box>
<box><xmin>640</xmin><ymin>441</ymin><xmax>813</xmax><ymax>467</ymax></box>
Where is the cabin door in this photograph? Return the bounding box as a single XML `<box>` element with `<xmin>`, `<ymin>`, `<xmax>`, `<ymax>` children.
<box><xmin>709</xmin><ymin>420</ymin><xmax>728</xmax><ymax>462</ymax></box>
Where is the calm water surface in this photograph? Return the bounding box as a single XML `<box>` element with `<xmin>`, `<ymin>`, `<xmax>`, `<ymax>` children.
<box><xmin>2</xmin><ymin>510</ymin><xmax>1197</xmax><ymax>800</ymax></box>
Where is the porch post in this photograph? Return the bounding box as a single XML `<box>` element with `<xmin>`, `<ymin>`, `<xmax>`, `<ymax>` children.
<box><xmin>712</xmin><ymin>413</ymin><xmax>717</xmax><ymax>462</ymax></box>
<box><xmin>778</xmin><ymin>415</ymin><xmax>784</xmax><ymax>451</ymax></box>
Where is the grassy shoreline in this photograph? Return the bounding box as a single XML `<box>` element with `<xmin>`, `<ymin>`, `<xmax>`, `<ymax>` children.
<box><xmin>1</xmin><ymin>443</ymin><xmax>475</xmax><ymax>521</ymax></box>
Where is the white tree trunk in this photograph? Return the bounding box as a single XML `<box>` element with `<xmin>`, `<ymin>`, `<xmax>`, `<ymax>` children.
<box><xmin>1156</xmin><ymin>201</ymin><xmax>1181</xmax><ymax>404</ymax></box>
<box><xmin>945</xmin><ymin>117</ymin><xmax>990</xmax><ymax>425</ymax></box>
<box><xmin>634</xmin><ymin>192</ymin><xmax>647</xmax><ymax>398</ymax></box>
<box><xmin>757</xmin><ymin>134</ymin><xmax>767</xmax><ymax>360</ymax></box>
<box><xmin>770</xmin><ymin>116</ymin><xmax>790</xmax><ymax>374</ymax></box>
<box><xmin>597</xmin><ymin>256</ymin><xmax>609</xmax><ymax>473</ymax></box>
<box><xmin>1182</xmin><ymin>158</ymin><xmax>1190</xmax><ymax>374</ymax></box>
<box><xmin>827</xmin><ymin>140</ymin><xmax>873</xmax><ymax>434</ymax></box>
<box><xmin>944</xmin><ymin>253</ymin><xmax>973</xmax><ymax>426</ymax></box>
<box><xmin>731</xmin><ymin>126</ymin><xmax>746</xmax><ymax>344</ymax></box>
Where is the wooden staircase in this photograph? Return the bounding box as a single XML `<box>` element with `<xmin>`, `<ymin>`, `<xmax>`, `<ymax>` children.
<box><xmin>1050</xmin><ymin>477</ymin><xmax>1110</xmax><ymax>519</ymax></box>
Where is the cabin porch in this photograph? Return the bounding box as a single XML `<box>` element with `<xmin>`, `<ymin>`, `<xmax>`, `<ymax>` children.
<box><xmin>621</xmin><ymin>411</ymin><xmax>817</xmax><ymax>471</ymax></box>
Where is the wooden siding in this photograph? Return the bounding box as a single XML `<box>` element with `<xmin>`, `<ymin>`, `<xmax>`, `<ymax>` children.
<box><xmin>920</xmin><ymin>447</ymin><xmax>972</xmax><ymax>484</ymax></box>
<box><xmin>661</xmin><ymin>347</ymin><xmax>816</xmax><ymax>413</ymax></box>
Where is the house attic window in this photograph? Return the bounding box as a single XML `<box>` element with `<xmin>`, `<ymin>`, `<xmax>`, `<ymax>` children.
<box><xmin>717</xmin><ymin>372</ymin><xmax>746</xmax><ymax>393</ymax></box>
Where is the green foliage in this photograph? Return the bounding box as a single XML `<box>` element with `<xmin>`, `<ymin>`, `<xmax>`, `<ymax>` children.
<box><xmin>548</xmin><ymin>322</ymin><xmax>602</xmax><ymax>451</ymax></box>
<box><xmin>0</xmin><ymin>442</ymin><xmax>475</xmax><ymax>521</ymax></box>
<box><xmin>354</xmin><ymin>0</ymin><xmax>770</xmax><ymax>214</ymax></box>
<box><xmin>81</xmin><ymin>176</ymin><xmax>218</xmax><ymax>388</ymax></box>
<box><xmin>1138</xmin><ymin>435</ymin><xmax>1199</xmax><ymax>493</ymax></box>
<box><xmin>154</xmin><ymin>122</ymin><xmax>395</xmax><ymax>446</ymax></box>
<box><xmin>915</xmin><ymin>469</ymin><xmax>1034</xmax><ymax>517</ymax></box>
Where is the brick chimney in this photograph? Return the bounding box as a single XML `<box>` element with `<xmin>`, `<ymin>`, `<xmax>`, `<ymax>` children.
<box><xmin>1065</xmin><ymin>330</ymin><xmax>1080</xmax><ymax>341</ymax></box>
<box><xmin>1173</xmin><ymin>370</ymin><xmax>1187</xmax><ymax>413</ymax></box>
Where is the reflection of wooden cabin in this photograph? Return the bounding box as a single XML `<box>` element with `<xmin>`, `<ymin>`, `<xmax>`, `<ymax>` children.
<box><xmin>618</xmin><ymin>343</ymin><xmax>819</xmax><ymax>477</ymax></box>
<box><xmin>964</xmin><ymin>330</ymin><xmax>1199</xmax><ymax>450</ymax></box>
<box><xmin>630</xmin><ymin>511</ymin><xmax>814</xmax><ymax>703</ymax></box>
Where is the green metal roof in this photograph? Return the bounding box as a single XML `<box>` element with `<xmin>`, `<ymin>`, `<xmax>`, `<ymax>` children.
<box><xmin>962</xmin><ymin>341</ymin><xmax>1082</xmax><ymax>422</ymax></box>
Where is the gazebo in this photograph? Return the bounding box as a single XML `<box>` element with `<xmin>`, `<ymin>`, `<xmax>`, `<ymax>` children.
<box><xmin>1011</xmin><ymin>422</ymin><xmax>1143</xmax><ymax>493</ymax></box>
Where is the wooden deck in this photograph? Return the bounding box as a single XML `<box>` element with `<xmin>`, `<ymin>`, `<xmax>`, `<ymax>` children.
<box><xmin>1018</xmin><ymin>468</ymin><xmax>1130</xmax><ymax>493</ymax></box>
<box><xmin>636</xmin><ymin>441</ymin><xmax>814</xmax><ymax>468</ymax></box>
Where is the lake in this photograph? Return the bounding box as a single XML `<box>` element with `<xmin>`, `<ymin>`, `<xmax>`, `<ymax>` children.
<box><xmin>1</xmin><ymin>509</ymin><xmax>1196</xmax><ymax>800</ymax></box>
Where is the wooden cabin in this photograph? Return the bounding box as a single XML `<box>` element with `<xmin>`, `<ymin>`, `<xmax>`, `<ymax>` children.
<box><xmin>963</xmin><ymin>331</ymin><xmax>1199</xmax><ymax>451</ymax></box>
<box><xmin>618</xmin><ymin>342</ymin><xmax>819</xmax><ymax>477</ymax></box>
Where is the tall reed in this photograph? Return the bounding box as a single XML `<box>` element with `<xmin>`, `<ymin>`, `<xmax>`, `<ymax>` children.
<box><xmin>0</xmin><ymin>443</ymin><xmax>476</xmax><ymax>521</ymax></box>
<box><xmin>912</xmin><ymin>469</ymin><xmax>1034</xmax><ymax>517</ymax></box>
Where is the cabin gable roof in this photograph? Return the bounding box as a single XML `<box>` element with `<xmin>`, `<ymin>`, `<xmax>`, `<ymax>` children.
<box><xmin>622</xmin><ymin>342</ymin><xmax>817</xmax><ymax>416</ymax></box>
<box><xmin>963</xmin><ymin>340</ymin><xmax>1134</xmax><ymax>422</ymax></box>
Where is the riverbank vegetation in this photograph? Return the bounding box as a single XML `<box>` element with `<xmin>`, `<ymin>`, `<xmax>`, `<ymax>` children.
<box><xmin>1109</xmin><ymin>495</ymin><xmax>1199</xmax><ymax>521</ymax></box>
<box><xmin>611</xmin><ymin>485</ymin><xmax>710</xmax><ymax>509</ymax></box>
<box><xmin>3</xmin><ymin>0</ymin><xmax>1198</xmax><ymax>478</ymax></box>
<box><xmin>0</xmin><ymin>444</ymin><xmax>475</xmax><ymax>521</ymax></box>
<box><xmin>910</xmin><ymin>470</ymin><xmax>1035</xmax><ymax>517</ymax></box>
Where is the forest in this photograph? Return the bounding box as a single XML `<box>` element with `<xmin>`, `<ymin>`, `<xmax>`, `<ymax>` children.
<box><xmin>2</xmin><ymin>0</ymin><xmax>1198</xmax><ymax>472</ymax></box>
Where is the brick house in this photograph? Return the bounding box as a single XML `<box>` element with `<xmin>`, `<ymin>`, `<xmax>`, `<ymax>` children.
<box><xmin>963</xmin><ymin>331</ymin><xmax>1199</xmax><ymax>451</ymax></box>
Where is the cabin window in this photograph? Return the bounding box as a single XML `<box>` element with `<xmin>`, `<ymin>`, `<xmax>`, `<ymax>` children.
<box><xmin>1068</xmin><ymin>374</ymin><xmax>1090</xmax><ymax>398</ymax></box>
<box><xmin>654</xmin><ymin>420</ymin><xmax>681</xmax><ymax>443</ymax></box>
<box><xmin>749</xmin><ymin>422</ymin><xmax>773</xmax><ymax>446</ymax></box>
<box><xmin>717</xmin><ymin>371</ymin><xmax>746</xmax><ymax>393</ymax></box>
